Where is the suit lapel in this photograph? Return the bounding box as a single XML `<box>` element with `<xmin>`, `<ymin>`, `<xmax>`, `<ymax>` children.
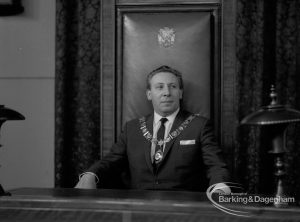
<box><xmin>143</xmin><ymin>114</ymin><xmax>154</xmax><ymax>173</ymax></box>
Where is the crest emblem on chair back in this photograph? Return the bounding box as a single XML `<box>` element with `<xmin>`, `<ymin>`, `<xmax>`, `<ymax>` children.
<box><xmin>158</xmin><ymin>27</ymin><xmax>175</xmax><ymax>48</ymax></box>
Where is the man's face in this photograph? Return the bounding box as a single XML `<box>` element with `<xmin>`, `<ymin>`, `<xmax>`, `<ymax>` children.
<box><xmin>146</xmin><ymin>72</ymin><xmax>183</xmax><ymax>117</ymax></box>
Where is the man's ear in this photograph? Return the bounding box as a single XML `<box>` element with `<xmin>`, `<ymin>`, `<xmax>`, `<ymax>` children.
<box><xmin>146</xmin><ymin>90</ymin><xmax>152</xmax><ymax>101</ymax></box>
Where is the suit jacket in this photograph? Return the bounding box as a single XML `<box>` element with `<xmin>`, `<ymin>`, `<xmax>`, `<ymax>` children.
<box><xmin>88</xmin><ymin>110</ymin><xmax>229</xmax><ymax>191</ymax></box>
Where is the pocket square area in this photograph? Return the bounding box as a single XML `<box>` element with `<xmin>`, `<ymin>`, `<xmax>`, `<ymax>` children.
<box><xmin>180</xmin><ymin>140</ymin><xmax>196</xmax><ymax>145</ymax></box>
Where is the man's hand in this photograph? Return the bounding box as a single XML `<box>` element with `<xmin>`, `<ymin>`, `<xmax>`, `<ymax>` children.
<box><xmin>74</xmin><ymin>173</ymin><xmax>97</xmax><ymax>189</ymax></box>
<box><xmin>212</xmin><ymin>183</ymin><xmax>231</xmax><ymax>195</ymax></box>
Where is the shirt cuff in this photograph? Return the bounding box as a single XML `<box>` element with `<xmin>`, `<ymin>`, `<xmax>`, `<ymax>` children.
<box><xmin>212</xmin><ymin>183</ymin><xmax>231</xmax><ymax>194</ymax></box>
<box><xmin>79</xmin><ymin>172</ymin><xmax>99</xmax><ymax>184</ymax></box>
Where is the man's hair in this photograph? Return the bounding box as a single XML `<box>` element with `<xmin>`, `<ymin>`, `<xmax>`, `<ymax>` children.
<box><xmin>146</xmin><ymin>65</ymin><xmax>184</xmax><ymax>90</ymax></box>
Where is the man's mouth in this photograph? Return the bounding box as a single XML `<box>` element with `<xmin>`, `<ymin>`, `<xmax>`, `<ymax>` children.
<box><xmin>161</xmin><ymin>101</ymin><xmax>173</xmax><ymax>104</ymax></box>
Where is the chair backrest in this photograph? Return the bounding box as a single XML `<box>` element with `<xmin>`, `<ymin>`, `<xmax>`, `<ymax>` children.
<box><xmin>116</xmin><ymin>5</ymin><xmax>222</xmax><ymax>139</ymax></box>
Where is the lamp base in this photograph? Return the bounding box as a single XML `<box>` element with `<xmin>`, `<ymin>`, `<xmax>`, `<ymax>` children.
<box><xmin>268</xmin><ymin>125</ymin><xmax>290</xmax><ymax>207</ymax></box>
<box><xmin>0</xmin><ymin>184</ymin><xmax>11</xmax><ymax>196</ymax></box>
<box><xmin>273</xmin><ymin>178</ymin><xmax>289</xmax><ymax>208</ymax></box>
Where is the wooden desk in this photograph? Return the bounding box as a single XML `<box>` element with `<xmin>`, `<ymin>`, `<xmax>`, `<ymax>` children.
<box><xmin>0</xmin><ymin>188</ymin><xmax>300</xmax><ymax>221</ymax></box>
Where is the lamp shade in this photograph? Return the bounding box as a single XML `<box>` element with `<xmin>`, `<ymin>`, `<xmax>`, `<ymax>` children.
<box><xmin>0</xmin><ymin>105</ymin><xmax>25</xmax><ymax>121</ymax></box>
<box><xmin>241</xmin><ymin>86</ymin><xmax>300</xmax><ymax>125</ymax></box>
<box><xmin>241</xmin><ymin>105</ymin><xmax>300</xmax><ymax>125</ymax></box>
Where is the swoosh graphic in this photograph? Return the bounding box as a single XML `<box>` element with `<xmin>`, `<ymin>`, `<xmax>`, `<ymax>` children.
<box><xmin>206</xmin><ymin>183</ymin><xmax>252</xmax><ymax>217</ymax></box>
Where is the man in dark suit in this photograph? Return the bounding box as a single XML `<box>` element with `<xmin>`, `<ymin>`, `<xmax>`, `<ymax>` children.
<box><xmin>76</xmin><ymin>65</ymin><xmax>230</xmax><ymax>192</ymax></box>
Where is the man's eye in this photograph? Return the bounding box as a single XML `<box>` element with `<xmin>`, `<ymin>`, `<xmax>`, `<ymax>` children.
<box><xmin>156</xmin><ymin>85</ymin><xmax>163</xmax><ymax>90</ymax></box>
<box><xmin>170</xmin><ymin>85</ymin><xmax>177</xmax><ymax>89</ymax></box>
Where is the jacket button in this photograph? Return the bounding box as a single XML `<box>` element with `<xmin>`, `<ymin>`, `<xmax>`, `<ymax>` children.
<box><xmin>155</xmin><ymin>180</ymin><xmax>160</xmax><ymax>184</ymax></box>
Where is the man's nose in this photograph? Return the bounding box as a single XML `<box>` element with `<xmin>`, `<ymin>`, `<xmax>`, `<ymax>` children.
<box><xmin>162</xmin><ymin>86</ymin><xmax>171</xmax><ymax>96</ymax></box>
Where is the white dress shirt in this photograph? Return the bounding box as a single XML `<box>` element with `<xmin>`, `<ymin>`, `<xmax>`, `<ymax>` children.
<box><xmin>150</xmin><ymin>108</ymin><xmax>180</xmax><ymax>162</ymax></box>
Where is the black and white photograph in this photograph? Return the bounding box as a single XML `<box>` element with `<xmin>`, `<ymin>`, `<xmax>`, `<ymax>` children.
<box><xmin>0</xmin><ymin>0</ymin><xmax>300</xmax><ymax>221</ymax></box>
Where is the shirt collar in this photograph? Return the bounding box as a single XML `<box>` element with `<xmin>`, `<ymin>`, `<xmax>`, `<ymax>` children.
<box><xmin>154</xmin><ymin>108</ymin><xmax>180</xmax><ymax>125</ymax></box>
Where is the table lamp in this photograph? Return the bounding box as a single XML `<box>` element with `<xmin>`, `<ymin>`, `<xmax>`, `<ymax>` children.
<box><xmin>0</xmin><ymin>105</ymin><xmax>25</xmax><ymax>196</ymax></box>
<box><xmin>241</xmin><ymin>85</ymin><xmax>300</xmax><ymax>207</ymax></box>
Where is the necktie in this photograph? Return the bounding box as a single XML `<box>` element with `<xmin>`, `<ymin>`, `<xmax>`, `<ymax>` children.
<box><xmin>153</xmin><ymin>118</ymin><xmax>168</xmax><ymax>166</ymax></box>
